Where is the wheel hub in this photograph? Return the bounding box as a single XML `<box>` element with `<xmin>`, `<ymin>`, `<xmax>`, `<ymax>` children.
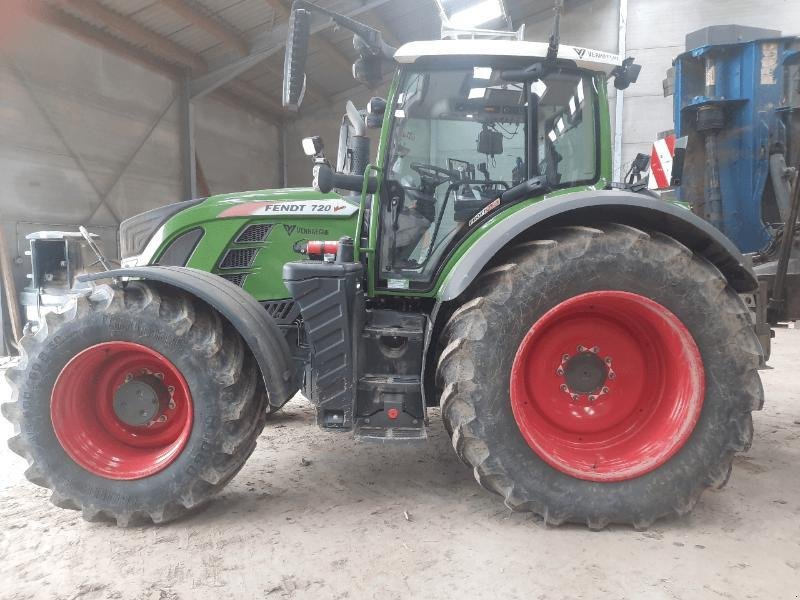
<box><xmin>112</xmin><ymin>374</ymin><xmax>167</xmax><ymax>427</ymax></box>
<box><xmin>562</xmin><ymin>351</ymin><xmax>607</xmax><ymax>394</ymax></box>
<box><xmin>50</xmin><ymin>341</ymin><xmax>193</xmax><ymax>480</ymax></box>
<box><xmin>509</xmin><ymin>291</ymin><xmax>705</xmax><ymax>482</ymax></box>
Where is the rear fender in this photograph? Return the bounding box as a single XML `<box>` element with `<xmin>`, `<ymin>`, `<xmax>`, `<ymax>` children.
<box><xmin>81</xmin><ymin>266</ymin><xmax>296</xmax><ymax>409</ymax></box>
<box><xmin>437</xmin><ymin>190</ymin><xmax>758</xmax><ymax>301</ymax></box>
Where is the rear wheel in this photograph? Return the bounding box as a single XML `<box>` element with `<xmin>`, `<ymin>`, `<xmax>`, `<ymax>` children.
<box><xmin>437</xmin><ymin>223</ymin><xmax>763</xmax><ymax>528</ymax></box>
<box><xmin>3</xmin><ymin>282</ymin><xmax>266</xmax><ymax>526</ymax></box>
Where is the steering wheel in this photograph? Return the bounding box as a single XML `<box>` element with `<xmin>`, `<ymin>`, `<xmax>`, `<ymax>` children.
<box><xmin>410</xmin><ymin>163</ymin><xmax>456</xmax><ymax>187</ymax></box>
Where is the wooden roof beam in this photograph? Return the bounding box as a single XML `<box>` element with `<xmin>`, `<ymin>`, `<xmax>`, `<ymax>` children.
<box><xmin>160</xmin><ymin>0</ymin><xmax>249</xmax><ymax>56</ymax></box>
<box><xmin>35</xmin><ymin>2</ymin><xmax>283</xmax><ymax>122</ymax></box>
<box><xmin>365</xmin><ymin>12</ymin><xmax>402</xmax><ymax>48</ymax></box>
<box><xmin>30</xmin><ymin>2</ymin><xmax>183</xmax><ymax>78</ymax></box>
<box><xmin>227</xmin><ymin>80</ymin><xmax>286</xmax><ymax>116</ymax></box>
<box><xmin>57</xmin><ymin>0</ymin><xmax>206</xmax><ymax>72</ymax></box>
<box><xmin>263</xmin><ymin>0</ymin><xmax>289</xmax><ymax>19</ymax></box>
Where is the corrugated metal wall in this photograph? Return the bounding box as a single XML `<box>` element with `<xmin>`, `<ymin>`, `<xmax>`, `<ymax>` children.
<box><xmin>0</xmin><ymin>19</ymin><xmax>280</xmax><ymax>301</ymax></box>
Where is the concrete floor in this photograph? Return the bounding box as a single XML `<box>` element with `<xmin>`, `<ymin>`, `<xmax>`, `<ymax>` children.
<box><xmin>1</xmin><ymin>329</ymin><xmax>799</xmax><ymax>600</ymax></box>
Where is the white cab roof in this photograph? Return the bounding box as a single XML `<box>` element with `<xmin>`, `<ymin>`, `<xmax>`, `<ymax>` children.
<box><xmin>394</xmin><ymin>40</ymin><xmax>621</xmax><ymax>74</ymax></box>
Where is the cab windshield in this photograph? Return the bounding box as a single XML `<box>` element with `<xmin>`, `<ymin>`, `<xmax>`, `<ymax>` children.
<box><xmin>379</xmin><ymin>62</ymin><xmax>600</xmax><ymax>288</ymax></box>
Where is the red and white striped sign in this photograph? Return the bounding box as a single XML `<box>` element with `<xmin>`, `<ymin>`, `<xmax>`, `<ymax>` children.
<box><xmin>648</xmin><ymin>134</ymin><xmax>676</xmax><ymax>189</ymax></box>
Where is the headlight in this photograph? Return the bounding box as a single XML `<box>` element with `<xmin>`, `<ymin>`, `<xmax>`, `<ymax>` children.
<box><xmin>119</xmin><ymin>198</ymin><xmax>204</xmax><ymax>259</ymax></box>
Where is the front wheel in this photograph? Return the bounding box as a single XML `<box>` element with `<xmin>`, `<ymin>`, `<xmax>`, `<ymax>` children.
<box><xmin>437</xmin><ymin>223</ymin><xmax>763</xmax><ymax>529</ymax></box>
<box><xmin>3</xmin><ymin>282</ymin><xmax>266</xmax><ymax>526</ymax></box>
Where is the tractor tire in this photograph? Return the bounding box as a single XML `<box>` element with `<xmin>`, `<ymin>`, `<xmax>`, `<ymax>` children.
<box><xmin>436</xmin><ymin>223</ymin><xmax>763</xmax><ymax>529</ymax></box>
<box><xmin>2</xmin><ymin>282</ymin><xmax>267</xmax><ymax>526</ymax></box>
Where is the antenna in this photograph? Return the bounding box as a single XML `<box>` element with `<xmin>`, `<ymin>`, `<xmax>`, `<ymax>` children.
<box><xmin>546</xmin><ymin>0</ymin><xmax>564</xmax><ymax>63</ymax></box>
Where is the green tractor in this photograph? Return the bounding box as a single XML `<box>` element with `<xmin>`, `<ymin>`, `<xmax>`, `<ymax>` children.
<box><xmin>3</xmin><ymin>2</ymin><xmax>763</xmax><ymax>529</ymax></box>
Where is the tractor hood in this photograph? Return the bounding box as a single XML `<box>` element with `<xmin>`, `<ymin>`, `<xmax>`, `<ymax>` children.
<box><xmin>122</xmin><ymin>187</ymin><xmax>361</xmax><ymax>282</ymax></box>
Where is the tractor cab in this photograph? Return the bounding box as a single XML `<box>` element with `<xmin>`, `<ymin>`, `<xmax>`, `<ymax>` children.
<box><xmin>375</xmin><ymin>51</ymin><xmax>602</xmax><ymax>291</ymax></box>
<box><xmin>288</xmin><ymin>12</ymin><xmax>632</xmax><ymax>295</ymax></box>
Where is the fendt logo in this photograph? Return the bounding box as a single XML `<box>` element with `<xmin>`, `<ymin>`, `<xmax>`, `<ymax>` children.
<box><xmin>283</xmin><ymin>224</ymin><xmax>296</xmax><ymax>235</ymax></box>
<box><xmin>574</xmin><ymin>48</ymin><xmax>586</xmax><ymax>58</ymax></box>
<box><xmin>218</xmin><ymin>200</ymin><xmax>359</xmax><ymax>218</ymax></box>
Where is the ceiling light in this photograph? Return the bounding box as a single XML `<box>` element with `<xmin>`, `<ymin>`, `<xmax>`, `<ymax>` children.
<box><xmin>449</xmin><ymin>0</ymin><xmax>503</xmax><ymax>28</ymax></box>
<box><xmin>468</xmin><ymin>87</ymin><xmax>486</xmax><ymax>99</ymax></box>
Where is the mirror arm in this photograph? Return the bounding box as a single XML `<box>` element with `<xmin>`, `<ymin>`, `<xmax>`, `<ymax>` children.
<box><xmin>314</xmin><ymin>163</ymin><xmax>378</xmax><ymax>194</ymax></box>
<box><xmin>291</xmin><ymin>1</ymin><xmax>395</xmax><ymax>58</ymax></box>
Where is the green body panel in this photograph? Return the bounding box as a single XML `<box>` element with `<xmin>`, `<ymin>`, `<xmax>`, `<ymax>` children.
<box><xmin>151</xmin><ymin>188</ymin><xmax>360</xmax><ymax>301</ymax></box>
<box><xmin>145</xmin><ymin>71</ymin><xmax>614</xmax><ymax>304</ymax></box>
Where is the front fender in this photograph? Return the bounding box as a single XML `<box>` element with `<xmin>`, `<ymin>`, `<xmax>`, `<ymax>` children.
<box><xmin>80</xmin><ymin>266</ymin><xmax>296</xmax><ymax>408</ymax></box>
<box><xmin>437</xmin><ymin>190</ymin><xmax>757</xmax><ymax>301</ymax></box>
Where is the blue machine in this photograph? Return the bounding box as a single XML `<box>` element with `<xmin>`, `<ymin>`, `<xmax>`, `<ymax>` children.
<box><xmin>671</xmin><ymin>25</ymin><xmax>800</xmax><ymax>252</ymax></box>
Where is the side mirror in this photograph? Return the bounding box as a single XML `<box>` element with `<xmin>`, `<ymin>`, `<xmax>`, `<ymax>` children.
<box><xmin>302</xmin><ymin>135</ymin><xmax>324</xmax><ymax>158</ymax></box>
<box><xmin>366</xmin><ymin>96</ymin><xmax>386</xmax><ymax>129</ymax></box>
<box><xmin>282</xmin><ymin>8</ymin><xmax>311</xmax><ymax>110</ymax></box>
<box><xmin>367</xmin><ymin>97</ymin><xmax>386</xmax><ymax>117</ymax></box>
<box><xmin>612</xmin><ymin>57</ymin><xmax>641</xmax><ymax>91</ymax></box>
<box><xmin>352</xmin><ymin>36</ymin><xmax>383</xmax><ymax>87</ymax></box>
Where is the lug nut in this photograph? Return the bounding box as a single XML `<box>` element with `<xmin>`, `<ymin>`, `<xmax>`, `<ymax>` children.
<box><xmin>604</xmin><ymin>357</ymin><xmax>612</xmax><ymax>365</ymax></box>
<box><xmin>560</xmin><ymin>384</ymin><xmax>568</xmax><ymax>392</ymax></box>
<box><xmin>589</xmin><ymin>395</ymin><xmax>597</xmax><ymax>402</ymax></box>
<box><xmin>562</xmin><ymin>354</ymin><xmax>570</xmax><ymax>361</ymax></box>
<box><xmin>608</xmin><ymin>371</ymin><xmax>616</xmax><ymax>380</ymax></box>
<box><xmin>590</xmin><ymin>346</ymin><xmax>599</xmax><ymax>353</ymax></box>
<box><xmin>155</xmin><ymin>372</ymin><xmax>164</xmax><ymax>380</ymax></box>
<box><xmin>157</xmin><ymin>415</ymin><xmax>167</xmax><ymax>423</ymax></box>
<box><xmin>571</xmin><ymin>394</ymin><xmax>580</xmax><ymax>401</ymax></box>
<box><xmin>124</xmin><ymin>373</ymin><xmax>133</xmax><ymax>382</ymax></box>
<box><xmin>577</xmin><ymin>345</ymin><xmax>587</xmax><ymax>352</ymax></box>
<box><xmin>556</xmin><ymin>367</ymin><xmax>564</xmax><ymax>376</ymax></box>
<box><xmin>602</xmin><ymin>387</ymin><xmax>609</xmax><ymax>394</ymax></box>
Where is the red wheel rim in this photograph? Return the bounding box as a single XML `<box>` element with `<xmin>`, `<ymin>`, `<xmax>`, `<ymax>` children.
<box><xmin>509</xmin><ymin>291</ymin><xmax>704</xmax><ymax>482</ymax></box>
<box><xmin>51</xmin><ymin>342</ymin><xmax>193</xmax><ymax>480</ymax></box>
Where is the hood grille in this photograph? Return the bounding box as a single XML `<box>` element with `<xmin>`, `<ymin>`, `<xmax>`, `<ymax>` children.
<box><xmin>235</xmin><ymin>223</ymin><xmax>273</xmax><ymax>243</ymax></box>
<box><xmin>220</xmin><ymin>273</ymin><xmax>248</xmax><ymax>287</ymax></box>
<box><xmin>219</xmin><ymin>247</ymin><xmax>258</xmax><ymax>270</ymax></box>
